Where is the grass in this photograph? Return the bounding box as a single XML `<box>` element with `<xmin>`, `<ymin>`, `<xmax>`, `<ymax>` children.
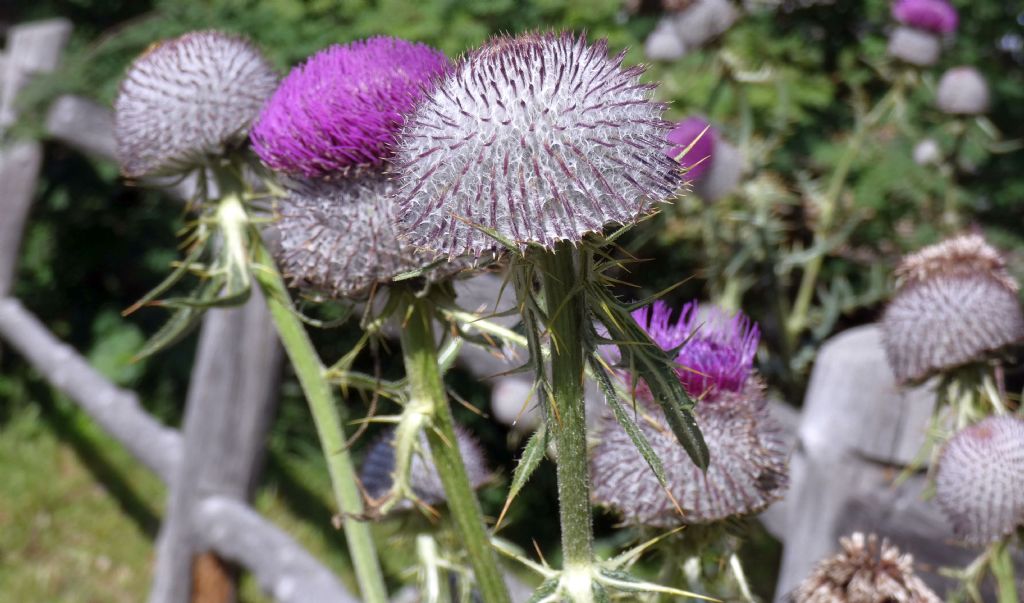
<box><xmin>0</xmin><ymin>392</ymin><xmax>364</xmax><ymax>602</ymax></box>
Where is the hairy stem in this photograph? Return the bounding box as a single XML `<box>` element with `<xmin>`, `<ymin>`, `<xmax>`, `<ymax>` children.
<box><xmin>250</xmin><ymin>241</ymin><xmax>388</xmax><ymax>603</ymax></box>
<box><xmin>991</xmin><ymin>540</ymin><xmax>1018</xmax><ymax>603</ymax></box>
<box><xmin>534</xmin><ymin>243</ymin><xmax>594</xmax><ymax>593</ymax></box>
<box><xmin>398</xmin><ymin>292</ymin><xmax>512</xmax><ymax>603</ymax></box>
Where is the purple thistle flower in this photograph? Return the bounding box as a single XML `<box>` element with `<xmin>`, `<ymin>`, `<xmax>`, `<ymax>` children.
<box><xmin>666</xmin><ymin>117</ymin><xmax>716</xmax><ymax>183</ymax></box>
<box><xmin>892</xmin><ymin>0</ymin><xmax>958</xmax><ymax>35</ymax></box>
<box><xmin>393</xmin><ymin>31</ymin><xmax>683</xmax><ymax>258</ymax></box>
<box><xmin>251</xmin><ymin>37</ymin><xmax>451</xmax><ymax>178</ymax></box>
<box><xmin>632</xmin><ymin>300</ymin><xmax>759</xmax><ymax>399</ymax></box>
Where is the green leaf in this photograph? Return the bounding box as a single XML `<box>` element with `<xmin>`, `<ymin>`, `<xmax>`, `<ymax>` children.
<box><xmin>588</xmin><ymin>356</ymin><xmax>668</xmax><ymax>488</ymax></box>
<box><xmin>525</xmin><ymin>576</ymin><xmax>560</xmax><ymax>603</ymax></box>
<box><xmin>122</xmin><ymin>239</ymin><xmax>207</xmax><ymax>316</ymax></box>
<box><xmin>496</xmin><ymin>422</ymin><xmax>547</xmax><ymax>529</ymax></box>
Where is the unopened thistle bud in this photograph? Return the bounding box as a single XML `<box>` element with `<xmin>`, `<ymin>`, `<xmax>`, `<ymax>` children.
<box><xmin>115</xmin><ymin>31</ymin><xmax>278</xmax><ymax>178</ymax></box>
<box><xmin>792</xmin><ymin>532</ymin><xmax>940</xmax><ymax>603</ymax></box>
<box><xmin>360</xmin><ymin>424</ymin><xmax>490</xmax><ymax>508</ymax></box>
<box><xmin>393</xmin><ymin>32</ymin><xmax>684</xmax><ymax>258</ymax></box>
<box><xmin>935</xmin><ymin>416</ymin><xmax>1024</xmax><ymax>546</ymax></box>
<box><xmin>251</xmin><ymin>37</ymin><xmax>450</xmax><ymax>178</ymax></box>
<box><xmin>936</xmin><ymin>67</ymin><xmax>991</xmax><ymax>116</ymax></box>
<box><xmin>271</xmin><ymin>170</ymin><xmax>455</xmax><ymax>299</ymax></box>
<box><xmin>881</xmin><ymin>234</ymin><xmax>1024</xmax><ymax>384</ymax></box>
<box><xmin>644</xmin><ymin>0</ymin><xmax>739</xmax><ymax>62</ymax></box>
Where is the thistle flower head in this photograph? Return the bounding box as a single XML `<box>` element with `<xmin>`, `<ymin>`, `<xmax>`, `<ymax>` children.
<box><xmin>115</xmin><ymin>31</ymin><xmax>278</xmax><ymax>178</ymax></box>
<box><xmin>792</xmin><ymin>533</ymin><xmax>941</xmax><ymax>603</ymax></box>
<box><xmin>250</xmin><ymin>37</ymin><xmax>450</xmax><ymax>178</ymax></box>
<box><xmin>590</xmin><ymin>379</ymin><xmax>788</xmax><ymax>526</ymax></box>
<box><xmin>935</xmin><ymin>416</ymin><xmax>1024</xmax><ymax>546</ymax></box>
<box><xmin>936</xmin><ymin>66</ymin><xmax>991</xmax><ymax>116</ymax></box>
<box><xmin>887</xmin><ymin>26</ymin><xmax>942</xmax><ymax>67</ymax></box>
<box><xmin>393</xmin><ymin>31</ymin><xmax>684</xmax><ymax>258</ymax></box>
<box><xmin>892</xmin><ymin>0</ymin><xmax>958</xmax><ymax>34</ymax></box>
<box><xmin>360</xmin><ymin>424</ymin><xmax>490</xmax><ymax>508</ymax></box>
<box><xmin>882</xmin><ymin>235</ymin><xmax>1024</xmax><ymax>384</ymax></box>
<box><xmin>632</xmin><ymin>300</ymin><xmax>759</xmax><ymax>399</ymax></box>
<box><xmin>270</xmin><ymin>170</ymin><xmax>456</xmax><ymax>299</ymax></box>
<box><xmin>666</xmin><ymin>117</ymin><xmax>716</xmax><ymax>183</ymax></box>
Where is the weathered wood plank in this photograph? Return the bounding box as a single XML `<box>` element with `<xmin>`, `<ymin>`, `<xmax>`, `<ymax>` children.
<box><xmin>149</xmin><ymin>290</ymin><xmax>283</xmax><ymax>603</ymax></box>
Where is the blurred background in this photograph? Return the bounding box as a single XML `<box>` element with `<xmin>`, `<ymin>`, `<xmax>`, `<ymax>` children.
<box><xmin>1</xmin><ymin>0</ymin><xmax>1022</xmax><ymax>600</ymax></box>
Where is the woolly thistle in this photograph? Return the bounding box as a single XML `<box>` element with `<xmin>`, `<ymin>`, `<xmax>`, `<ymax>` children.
<box><xmin>589</xmin><ymin>379</ymin><xmax>788</xmax><ymax>526</ymax></box>
<box><xmin>881</xmin><ymin>235</ymin><xmax>1024</xmax><ymax>384</ymax></box>
<box><xmin>644</xmin><ymin>0</ymin><xmax>739</xmax><ymax>62</ymax></box>
<box><xmin>666</xmin><ymin>117</ymin><xmax>716</xmax><ymax>183</ymax></box>
<box><xmin>936</xmin><ymin>66</ymin><xmax>991</xmax><ymax>115</ymax></box>
<box><xmin>630</xmin><ymin>300</ymin><xmax>760</xmax><ymax>399</ymax></box>
<box><xmin>934</xmin><ymin>416</ymin><xmax>1024</xmax><ymax>546</ymax></box>
<box><xmin>269</xmin><ymin>170</ymin><xmax>454</xmax><ymax>299</ymax></box>
<box><xmin>792</xmin><ymin>533</ymin><xmax>940</xmax><ymax>603</ymax></box>
<box><xmin>393</xmin><ymin>31</ymin><xmax>684</xmax><ymax>258</ymax></box>
<box><xmin>891</xmin><ymin>0</ymin><xmax>958</xmax><ymax>35</ymax></box>
<box><xmin>115</xmin><ymin>31</ymin><xmax>278</xmax><ymax>178</ymax></box>
<box><xmin>251</xmin><ymin>37</ymin><xmax>450</xmax><ymax>178</ymax></box>
<box><xmin>887</xmin><ymin>26</ymin><xmax>942</xmax><ymax>67</ymax></box>
<box><xmin>360</xmin><ymin>425</ymin><xmax>491</xmax><ymax>508</ymax></box>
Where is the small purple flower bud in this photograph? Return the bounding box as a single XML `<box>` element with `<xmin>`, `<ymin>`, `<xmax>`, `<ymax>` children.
<box><xmin>393</xmin><ymin>32</ymin><xmax>684</xmax><ymax>258</ymax></box>
<box><xmin>793</xmin><ymin>533</ymin><xmax>940</xmax><ymax>603</ymax></box>
<box><xmin>114</xmin><ymin>31</ymin><xmax>278</xmax><ymax>178</ymax></box>
<box><xmin>632</xmin><ymin>300</ymin><xmax>759</xmax><ymax>399</ymax></box>
<box><xmin>881</xmin><ymin>234</ymin><xmax>1024</xmax><ymax>384</ymax></box>
<box><xmin>935</xmin><ymin>416</ymin><xmax>1024</xmax><ymax>546</ymax></box>
<box><xmin>251</xmin><ymin>37</ymin><xmax>451</xmax><ymax>178</ymax></box>
<box><xmin>666</xmin><ymin>117</ymin><xmax>716</xmax><ymax>183</ymax></box>
<box><xmin>936</xmin><ymin>66</ymin><xmax>991</xmax><ymax>115</ymax></box>
<box><xmin>892</xmin><ymin>0</ymin><xmax>958</xmax><ymax>35</ymax></box>
<box><xmin>590</xmin><ymin>380</ymin><xmax>788</xmax><ymax>526</ymax></box>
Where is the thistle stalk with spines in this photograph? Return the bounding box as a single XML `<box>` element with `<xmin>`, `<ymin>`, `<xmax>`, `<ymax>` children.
<box><xmin>113</xmin><ymin>30</ymin><xmax>389</xmax><ymax>602</ymax></box>
<box><xmin>393</xmin><ymin>31</ymin><xmax>710</xmax><ymax>601</ymax></box>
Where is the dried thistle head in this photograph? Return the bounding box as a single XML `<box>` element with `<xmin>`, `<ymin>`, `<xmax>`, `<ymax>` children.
<box><xmin>251</xmin><ymin>37</ymin><xmax>450</xmax><ymax>178</ymax></box>
<box><xmin>935</xmin><ymin>416</ymin><xmax>1024</xmax><ymax>546</ymax></box>
<box><xmin>393</xmin><ymin>31</ymin><xmax>683</xmax><ymax>258</ymax></box>
<box><xmin>792</xmin><ymin>533</ymin><xmax>940</xmax><ymax>603</ymax></box>
<box><xmin>115</xmin><ymin>31</ymin><xmax>278</xmax><ymax>178</ymax></box>
<box><xmin>270</xmin><ymin>170</ymin><xmax>458</xmax><ymax>299</ymax></box>
<box><xmin>882</xmin><ymin>235</ymin><xmax>1024</xmax><ymax>384</ymax></box>
<box><xmin>936</xmin><ymin>66</ymin><xmax>990</xmax><ymax>115</ymax></box>
<box><xmin>360</xmin><ymin>424</ymin><xmax>491</xmax><ymax>508</ymax></box>
<box><xmin>590</xmin><ymin>379</ymin><xmax>788</xmax><ymax>527</ymax></box>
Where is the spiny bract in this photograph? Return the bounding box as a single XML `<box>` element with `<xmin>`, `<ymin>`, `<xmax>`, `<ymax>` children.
<box><xmin>115</xmin><ymin>30</ymin><xmax>278</xmax><ymax>178</ymax></box>
<box><xmin>792</xmin><ymin>533</ymin><xmax>940</xmax><ymax>603</ymax></box>
<box><xmin>393</xmin><ymin>31</ymin><xmax>684</xmax><ymax>258</ymax></box>
<box><xmin>251</xmin><ymin>37</ymin><xmax>451</xmax><ymax>177</ymax></box>
<box><xmin>935</xmin><ymin>416</ymin><xmax>1024</xmax><ymax>546</ymax></box>
<box><xmin>270</xmin><ymin>171</ymin><xmax>451</xmax><ymax>299</ymax></box>
<box><xmin>666</xmin><ymin>117</ymin><xmax>716</xmax><ymax>183</ymax></box>
<box><xmin>882</xmin><ymin>235</ymin><xmax>1024</xmax><ymax>384</ymax></box>
<box><xmin>590</xmin><ymin>380</ymin><xmax>789</xmax><ymax>526</ymax></box>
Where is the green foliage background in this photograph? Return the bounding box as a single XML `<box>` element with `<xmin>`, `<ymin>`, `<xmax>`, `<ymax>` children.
<box><xmin>1</xmin><ymin>0</ymin><xmax>1022</xmax><ymax>600</ymax></box>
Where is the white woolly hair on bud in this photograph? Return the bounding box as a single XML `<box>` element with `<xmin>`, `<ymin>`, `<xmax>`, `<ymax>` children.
<box><xmin>360</xmin><ymin>424</ymin><xmax>491</xmax><ymax>509</ymax></box>
<box><xmin>269</xmin><ymin>170</ymin><xmax>459</xmax><ymax>300</ymax></box>
<box><xmin>589</xmin><ymin>379</ymin><xmax>789</xmax><ymax>527</ymax></box>
<box><xmin>793</xmin><ymin>532</ymin><xmax>941</xmax><ymax>603</ymax></box>
<box><xmin>936</xmin><ymin>66</ymin><xmax>990</xmax><ymax>115</ymax></box>
<box><xmin>887</xmin><ymin>26</ymin><xmax>941</xmax><ymax>67</ymax></box>
<box><xmin>882</xmin><ymin>234</ymin><xmax>1024</xmax><ymax>384</ymax></box>
<box><xmin>393</xmin><ymin>31</ymin><xmax>684</xmax><ymax>258</ymax></box>
<box><xmin>115</xmin><ymin>30</ymin><xmax>278</xmax><ymax>178</ymax></box>
<box><xmin>935</xmin><ymin>415</ymin><xmax>1024</xmax><ymax>546</ymax></box>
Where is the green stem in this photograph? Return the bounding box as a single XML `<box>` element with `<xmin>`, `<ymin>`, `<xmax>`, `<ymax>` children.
<box><xmin>991</xmin><ymin>540</ymin><xmax>1019</xmax><ymax>603</ymax></box>
<box><xmin>533</xmin><ymin>243</ymin><xmax>594</xmax><ymax>589</ymax></box>
<box><xmin>398</xmin><ymin>292</ymin><xmax>511</xmax><ymax>603</ymax></box>
<box><xmin>251</xmin><ymin>241</ymin><xmax>388</xmax><ymax>603</ymax></box>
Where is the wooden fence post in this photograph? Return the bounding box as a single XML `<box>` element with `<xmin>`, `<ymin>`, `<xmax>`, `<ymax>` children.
<box><xmin>0</xmin><ymin>18</ymin><xmax>71</xmax><ymax>297</ymax></box>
